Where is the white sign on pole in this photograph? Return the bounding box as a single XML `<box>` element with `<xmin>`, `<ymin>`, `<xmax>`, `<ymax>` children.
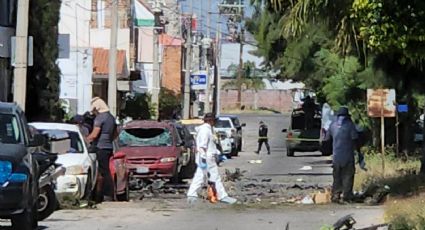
<box><xmin>11</xmin><ymin>36</ymin><xmax>33</xmax><ymax>67</ymax></box>
<box><xmin>190</xmin><ymin>71</ymin><xmax>208</xmax><ymax>90</ymax></box>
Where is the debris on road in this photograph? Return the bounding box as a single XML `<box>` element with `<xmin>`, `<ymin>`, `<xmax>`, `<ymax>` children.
<box><xmin>331</xmin><ymin>214</ymin><xmax>389</xmax><ymax>230</ymax></box>
<box><xmin>248</xmin><ymin>160</ymin><xmax>263</xmax><ymax>164</ymax></box>
<box><xmin>299</xmin><ymin>166</ymin><xmax>313</xmax><ymax>171</ymax></box>
<box><xmin>224</xmin><ymin>168</ymin><xmax>245</xmax><ymax>182</ymax></box>
<box><xmin>301</xmin><ymin>195</ymin><xmax>314</xmax><ymax>204</ymax></box>
<box><xmin>312</xmin><ymin>188</ymin><xmax>331</xmax><ymax>204</ymax></box>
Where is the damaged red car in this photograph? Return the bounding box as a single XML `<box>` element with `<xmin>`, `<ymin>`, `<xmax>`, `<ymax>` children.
<box><xmin>115</xmin><ymin>120</ymin><xmax>195</xmax><ymax>186</ymax></box>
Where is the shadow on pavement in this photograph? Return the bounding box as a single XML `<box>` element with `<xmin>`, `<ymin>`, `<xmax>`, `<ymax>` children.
<box><xmin>255</xmin><ymin>173</ymin><xmax>332</xmax><ymax>177</ymax></box>
<box><xmin>0</xmin><ymin>225</ymin><xmax>48</xmax><ymax>230</ymax></box>
<box><xmin>291</xmin><ymin>154</ymin><xmax>324</xmax><ymax>157</ymax></box>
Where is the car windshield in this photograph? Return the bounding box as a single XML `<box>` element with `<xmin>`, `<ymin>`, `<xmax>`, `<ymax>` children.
<box><xmin>215</xmin><ymin>119</ymin><xmax>232</xmax><ymax>128</ymax></box>
<box><xmin>0</xmin><ymin>114</ymin><xmax>21</xmax><ymax>144</ymax></box>
<box><xmin>231</xmin><ymin>117</ymin><xmax>240</xmax><ymax>126</ymax></box>
<box><xmin>119</xmin><ymin>128</ymin><xmax>173</xmax><ymax>147</ymax></box>
<box><xmin>40</xmin><ymin>130</ymin><xmax>84</xmax><ymax>154</ymax></box>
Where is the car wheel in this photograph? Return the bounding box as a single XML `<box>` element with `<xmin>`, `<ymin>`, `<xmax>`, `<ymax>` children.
<box><xmin>83</xmin><ymin>173</ymin><xmax>93</xmax><ymax>201</ymax></box>
<box><xmin>179</xmin><ymin>150</ymin><xmax>196</xmax><ymax>179</ymax></box>
<box><xmin>36</xmin><ymin>186</ymin><xmax>57</xmax><ymax>221</ymax></box>
<box><xmin>170</xmin><ymin>164</ymin><xmax>181</xmax><ymax>184</ymax></box>
<box><xmin>116</xmin><ymin>178</ymin><xmax>130</xmax><ymax>202</ymax></box>
<box><xmin>231</xmin><ymin>147</ymin><xmax>238</xmax><ymax>157</ymax></box>
<box><xmin>286</xmin><ymin>147</ymin><xmax>295</xmax><ymax>157</ymax></box>
<box><xmin>237</xmin><ymin>139</ymin><xmax>242</xmax><ymax>152</ymax></box>
<box><xmin>12</xmin><ymin>200</ymin><xmax>38</xmax><ymax>230</ymax></box>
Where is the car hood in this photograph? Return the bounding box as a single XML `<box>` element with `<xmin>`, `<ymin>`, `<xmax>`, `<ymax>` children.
<box><xmin>118</xmin><ymin>146</ymin><xmax>178</xmax><ymax>158</ymax></box>
<box><xmin>0</xmin><ymin>143</ymin><xmax>28</xmax><ymax>165</ymax></box>
<box><xmin>56</xmin><ymin>153</ymin><xmax>87</xmax><ymax>168</ymax></box>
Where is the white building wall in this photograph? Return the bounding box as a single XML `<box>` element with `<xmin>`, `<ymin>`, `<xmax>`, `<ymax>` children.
<box><xmin>90</xmin><ymin>28</ymin><xmax>131</xmax><ymax>70</ymax></box>
<box><xmin>58</xmin><ymin>0</ymin><xmax>93</xmax><ymax>114</ymax></box>
<box><xmin>59</xmin><ymin>1</ymin><xmax>91</xmax><ymax>48</ymax></box>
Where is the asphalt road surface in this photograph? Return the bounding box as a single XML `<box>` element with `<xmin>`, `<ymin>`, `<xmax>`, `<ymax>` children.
<box><xmin>0</xmin><ymin>114</ymin><xmax>384</xmax><ymax>230</ymax></box>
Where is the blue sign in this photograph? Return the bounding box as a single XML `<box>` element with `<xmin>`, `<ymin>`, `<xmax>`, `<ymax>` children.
<box><xmin>190</xmin><ymin>72</ymin><xmax>207</xmax><ymax>90</ymax></box>
<box><xmin>397</xmin><ymin>104</ymin><xmax>408</xmax><ymax>113</ymax></box>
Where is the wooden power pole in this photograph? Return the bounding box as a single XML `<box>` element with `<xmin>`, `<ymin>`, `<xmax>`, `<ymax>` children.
<box><xmin>183</xmin><ymin>15</ymin><xmax>192</xmax><ymax>119</ymax></box>
<box><xmin>108</xmin><ymin>0</ymin><xmax>119</xmax><ymax>116</ymax></box>
<box><xmin>13</xmin><ymin>0</ymin><xmax>30</xmax><ymax>110</ymax></box>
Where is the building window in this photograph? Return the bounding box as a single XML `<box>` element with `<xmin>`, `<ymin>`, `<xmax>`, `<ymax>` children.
<box><xmin>91</xmin><ymin>0</ymin><xmax>129</xmax><ymax>29</ymax></box>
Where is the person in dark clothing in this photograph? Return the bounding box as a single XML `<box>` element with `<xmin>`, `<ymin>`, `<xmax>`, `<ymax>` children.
<box><xmin>302</xmin><ymin>96</ymin><xmax>317</xmax><ymax>130</ymax></box>
<box><xmin>87</xmin><ymin>97</ymin><xmax>118</xmax><ymax>202</ymax></box>
<box><xmin>255</xmin><ymin>121</ymin><xmax>270</xmax><ymax>155</ymax></box>
<box><xmin>324</xmin><ymin>107</ymin><xmax>360</xmax><ymax>203</ymax></box>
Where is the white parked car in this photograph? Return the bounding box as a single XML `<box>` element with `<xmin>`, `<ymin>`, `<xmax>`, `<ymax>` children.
<box><xmin>30</xmin><ymin>123</ymin><xmax>98</xmax><ymax>200</ymax></box>
<box><xmin>214</xmin><ymin>116</ymin><xmax>244</xmax><ymax>156</ymax></box>
<box><xmin>216</xmin><ymin>131</ymin><xmax>232</xmax><ymax>156</ymax></box>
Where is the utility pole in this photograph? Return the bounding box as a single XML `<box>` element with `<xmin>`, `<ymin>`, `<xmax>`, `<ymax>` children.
<box><xmin>183</xmin><ymin>15</ymin><xmax>192</xmax><ymax>119</ymax></box>
<box><xmin>237</xmin><ymin>28</ymin><xmax>244</xmax><ymax>109</ymax></box>
<box><xmin>108</xmin><ymin>0</ymin><xmax>118</xmax><ymax>116</ymax></box>
<box><xmin>215</xmin><ymin>21</ymin><xmax>222</xmax><ymax>116</ymax></box>
<box><xmin>13</xmin><ymin>0</ymin><xmax>30</xmax><ymax>110</ymax></box>
<box><xmin>152</xmin><ymin>1</ymin><xmax>162</xmax><ymax>119</ymax></box>
<box><xmin>203</xmin><ymin>0</ymin><xmax>212</xmax><ymax>113</ymax></box>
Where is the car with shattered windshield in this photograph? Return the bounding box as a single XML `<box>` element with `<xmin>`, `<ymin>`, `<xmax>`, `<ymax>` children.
<box><xmin>116</xmin><ymin>120</ymin><xmax>189</xmax><ymax>185</ymax></box>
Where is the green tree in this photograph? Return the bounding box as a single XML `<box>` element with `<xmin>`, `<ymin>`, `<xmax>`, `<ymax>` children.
<box><xmin>222</xmin><ymin>61</ymin><xmax>265</xmax><ymax>92</ymax></box>
<box><xmin>248</xmin><ymin>0</ymin><xmax>425</xmax><ymax>155</ymax></box>
<box><xmin>222</xmin><ymin>61</ymin><xmax>266</xmax><ymax>109</ymax></box>
<box><xmin>26</xmin><ymin>0</ymin><xmax>62</xmax><ymax>121</ymax></box>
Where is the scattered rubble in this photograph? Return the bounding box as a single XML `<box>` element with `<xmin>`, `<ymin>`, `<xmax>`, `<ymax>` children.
<box><xmin>299</xmin><ymin>166</ymin><xmax>313</xmax><ymax>171</ymax></box>
<box><xmin>224</xmin><ymin>168</ymin><xmax>245</xmax><ymax>182</ymax></box>
<box><xmin>248</xmin><ymin>160</ymin><xmax>263</xmax><ymax>164</ymax></box>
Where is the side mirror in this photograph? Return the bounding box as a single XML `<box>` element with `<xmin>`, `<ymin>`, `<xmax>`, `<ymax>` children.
<box><xmin>241</xmin><ymin>123</ymin><xmax>246</xmax><ymax>127</ymax></box>
<box><xmin>29</xmin><ymin>134</ymin><xmax>46</xmax><ymax>147</ymax></box>
<box><xmin>282</xmin><ymin>129</ymin><xmax>288</xmax><ymax>133</ymax></box>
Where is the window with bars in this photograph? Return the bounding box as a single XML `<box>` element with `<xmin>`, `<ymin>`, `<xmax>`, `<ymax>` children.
<box><xmin>90</xmin><ymin>0</ymin><xmax>130</xmax><ymax>29</ymax></box>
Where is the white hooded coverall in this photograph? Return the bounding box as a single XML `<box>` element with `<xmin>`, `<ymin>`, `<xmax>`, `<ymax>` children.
<box><xmin>187</xmin><ymin>123</ymin><xmax>228</xmax><ymax>200</ymax></box>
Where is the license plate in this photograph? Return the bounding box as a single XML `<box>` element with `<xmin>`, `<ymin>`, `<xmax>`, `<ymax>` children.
<box><xmin>136</xmin><ymin>167</ymin><xmax>149</xmax><ymax>174</ymax></box>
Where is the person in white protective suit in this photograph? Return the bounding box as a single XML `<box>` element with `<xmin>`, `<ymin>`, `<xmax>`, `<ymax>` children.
<box><xmin>187</xmin><ymin>113</ymin><xmax>237</xmax><ymax>204</ymax></box>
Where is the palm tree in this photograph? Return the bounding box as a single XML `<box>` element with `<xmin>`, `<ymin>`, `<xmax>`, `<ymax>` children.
<box><xmin>222</xmin><ymin>61</ymin><xmax>266</xmax><ymax>109</ymax></box>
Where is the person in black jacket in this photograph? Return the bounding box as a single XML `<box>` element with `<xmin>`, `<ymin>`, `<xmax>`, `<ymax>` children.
<box><xmin>255</xmin><ymin>121</ymin><xmax>270</xmax><ymax>155</ymax></box>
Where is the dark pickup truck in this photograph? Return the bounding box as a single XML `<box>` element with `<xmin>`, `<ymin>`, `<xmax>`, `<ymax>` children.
<box><xmin>0</xmin><ymin>103</ymin><xmax>44</xmax><ymax>230</ymax></box>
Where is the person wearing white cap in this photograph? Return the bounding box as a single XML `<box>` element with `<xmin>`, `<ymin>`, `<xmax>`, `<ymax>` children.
<box><xmin>187</xmin><ymin>113</ymin><xmax>237</xmax><ymax>204</ymax></box>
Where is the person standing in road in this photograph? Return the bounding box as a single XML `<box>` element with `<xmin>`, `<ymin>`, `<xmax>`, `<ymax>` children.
<box><xmin>255</xmin><ymin>121</ymin><xmax>270</xmax><ymax>155</ymax></box>
<box><xmin>187</xmin><ymin>113</ymin><xmax>237</xmax><ymax>204</ymax></box>
<box><xmin>324</xmin><ymin>107</ymin><xmax>360</xmax><ymax>203</ymax></box>
<box><xmin>302</xmin><ymin>96</ymin><xmax>316</xmax><ymax>130</ymax></box>
<box><xmin>87</xmin><ymin>97</ymin><xmax>118</xmax><ymax>202</ymax></box>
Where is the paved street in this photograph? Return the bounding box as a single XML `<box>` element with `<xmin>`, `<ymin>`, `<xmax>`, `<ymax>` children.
<box><xmin>0</xmin><ymin>114</ymin><xmax>384</xmax><ymax>230</ymax></box>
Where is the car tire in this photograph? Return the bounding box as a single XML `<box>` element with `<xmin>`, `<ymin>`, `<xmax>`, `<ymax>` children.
<box><xmin>37</xmin><ymin>186</ymin><xmax>57</xmax><ymax>221</ymax></box>
<box><xmin>170</xmin><ymin>164</ymin><xmax>181</xmax><ymax>184</ymax></box>
<box><xmin>116</xmin><ymin>179</ymin><xmax>130</xmax><ymax>202</ymax></box>
<box><xmin>83</xmin><ymin>173</ymin><xmax>93</xmax><ymax>201</ymax></box>
<box><xmin>230</xmin><ymin>147</ymin><xmax>238</xmax><ymax>157</ymax></box>
<box><xmin>286</xmin><ymin>147</ymin><xmax>295</xmax><ymax>157</ymax></box>
<box><xmin>179</xmin><ymin>150</ymin><xmax>196</xmax><ymax>179</ymax></box>
<box><xmin>12</xmin><ymin>200</ymin><xmax>38</xmax><ymax>230</ymax></box>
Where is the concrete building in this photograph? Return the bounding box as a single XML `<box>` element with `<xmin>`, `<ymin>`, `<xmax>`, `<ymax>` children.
<box><xmin>58</xmin><ymin>0</ymin><xmax>130</xmax><ymax>114</ymax></box>
<box><xmin>132</xmin><ymin>0</ymin><xmax>183</xmax><ymax>95</ymax></box>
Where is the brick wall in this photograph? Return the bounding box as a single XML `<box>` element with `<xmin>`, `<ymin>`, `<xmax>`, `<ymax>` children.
<box><xmin>161</xmin><ymin>46</ymin><xmax>182</xmax><ymax>93</ymax></box>
<box><xmin>220</xmin><ymin>90</ymin><xmax>294</xmax><ymax>113</ymax></box>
